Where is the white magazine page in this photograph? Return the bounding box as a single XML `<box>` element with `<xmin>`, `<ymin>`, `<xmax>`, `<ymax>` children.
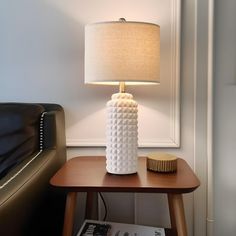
<box><xmin>77</xmin><ymin>220</ymin><xmax>165</xmax><ymax>236</ymax></box>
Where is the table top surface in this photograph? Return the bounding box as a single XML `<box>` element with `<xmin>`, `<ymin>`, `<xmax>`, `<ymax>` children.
<box><xmin>50</xmin><ymin>156</ymin><xmax>200</xmax><ymax>194</ymax></box>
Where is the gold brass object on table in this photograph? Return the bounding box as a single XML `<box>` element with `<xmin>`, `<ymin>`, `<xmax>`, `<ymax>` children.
<box><xmin>147</xmin><ymin>153</ymin><xmax>178</xmax><ymax>173</ymax></box>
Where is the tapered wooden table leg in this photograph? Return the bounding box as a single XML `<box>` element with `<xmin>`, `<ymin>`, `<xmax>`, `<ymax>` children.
<box><xmin>168</xmin><ymin>193</ymin><xmax>187</xmax><ymax>236</ymax></box>
<box><xmin>63</xmin><ymin>192</ymin><xmax>77</xmax><ymax>236</ymax></box>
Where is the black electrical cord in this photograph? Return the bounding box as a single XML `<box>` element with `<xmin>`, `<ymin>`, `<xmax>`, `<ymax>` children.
<box><xmin>98</xmin><ymin>192</ymin><xmax>107</xmax><ymax>221</ymax></box>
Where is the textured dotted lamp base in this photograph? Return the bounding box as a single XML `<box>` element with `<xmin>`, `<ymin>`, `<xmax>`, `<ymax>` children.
<box><xmin>147</xmin><ymin>153</ymin><xmax>177</xmax><ymax>173</ymax></box>
<box><xmin>106</xmin><ymin>93</ymin><xmax>138</xmax><ymax>174</ymax></box>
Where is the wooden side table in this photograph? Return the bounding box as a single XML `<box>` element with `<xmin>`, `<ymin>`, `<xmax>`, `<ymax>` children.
<box><xmin>50</xmin><ymin>156</ymin><xmax>200</xmax><ymax>236</ymax></box>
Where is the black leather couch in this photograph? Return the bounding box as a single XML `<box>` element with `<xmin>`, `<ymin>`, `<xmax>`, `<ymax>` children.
<box><xmin>0</xmin><ymin>103</ymin><xmax>67</xmax><ymax>236</ymax></box>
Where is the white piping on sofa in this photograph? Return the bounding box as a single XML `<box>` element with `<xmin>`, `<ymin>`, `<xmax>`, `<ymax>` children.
<box><xmin>0</xmin><ymin>111</ymin><xmax>47</xmax><ymax>189</ymax></box>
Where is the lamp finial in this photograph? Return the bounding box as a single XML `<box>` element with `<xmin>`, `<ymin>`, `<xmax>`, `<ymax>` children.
<box><xmin>119</xmin><ymin>18</ymin><xmax>126</xmax><ymax>22</ymax></box>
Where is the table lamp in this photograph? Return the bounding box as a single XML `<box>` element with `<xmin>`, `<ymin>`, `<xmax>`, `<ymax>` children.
<box><xmin>85</xmin><ymin>18</ymin><xmax>160</xmax><ymax>174</ymax></box>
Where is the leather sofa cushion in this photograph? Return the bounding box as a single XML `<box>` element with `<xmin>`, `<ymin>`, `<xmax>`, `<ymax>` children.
<box><xmin>0</xmin><ymin>103</ymin><xmax>45</xmax><ymax>179</ymax></box>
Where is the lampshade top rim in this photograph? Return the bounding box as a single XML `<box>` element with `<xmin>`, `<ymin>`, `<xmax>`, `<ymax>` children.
<box><xmin>86</xmin><ymin>21</ymin><xmax>160</xmax><ymax>28</ymax></box>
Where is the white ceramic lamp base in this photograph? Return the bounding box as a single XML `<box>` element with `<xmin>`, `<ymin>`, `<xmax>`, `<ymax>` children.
<box><xmin>106</xmin><ymin>93</ymin><xmax>138</xmax><ymax>174</ymax></box>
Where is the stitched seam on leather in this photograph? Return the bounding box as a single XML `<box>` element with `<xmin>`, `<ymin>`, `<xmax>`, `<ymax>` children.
<box><xmin>0</xmin><ymin>111</ymin><xmax>47</xmax><ymax>189</ymax></box>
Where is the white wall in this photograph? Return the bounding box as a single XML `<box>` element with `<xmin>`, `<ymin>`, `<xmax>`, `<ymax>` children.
<box><xmin>1</xmin><ymin>0</ymin><xmax>180</xmax><ymax>148</ymax></box>
<box><xmin>0</xmin><ymin>0</ymin><xmax>208</xmax><ymax>235</ymax></box>
<box><xmin>214</xmin><ymin>0</ymin><xmax>236</xmax><ymax>235</ymax></box>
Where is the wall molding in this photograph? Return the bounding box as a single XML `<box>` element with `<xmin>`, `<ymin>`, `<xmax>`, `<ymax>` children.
<box><xmin>206</xmin><ymin>0</ymin><xmax>214</xmax><ymax>235</ymax></box>
<box><xmin>193</xmin><ymin>0</ymin><xmax>214</xmax><ymax>235</ymax></box>
<box><xmin>170</xmin><ymin>0</ymin><xmax>181</xmax><ymax>148</ymax></box>
<box><xmin>66</xmin><ymin>137</ymin><xmax>180</xmax><ymax>148</ymax></box>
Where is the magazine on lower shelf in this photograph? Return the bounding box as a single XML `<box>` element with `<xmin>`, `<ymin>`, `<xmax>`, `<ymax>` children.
<box><xmin>77</xmin><ymin>219</ymin><xmax>165</xmax><ymax>236</ymax></box>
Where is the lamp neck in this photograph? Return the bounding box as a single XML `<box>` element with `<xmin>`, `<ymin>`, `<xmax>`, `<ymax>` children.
<box><xmin>119</xmin><ymin>82</ymin><xmax>126</xmax><ymax>93</ymax></box>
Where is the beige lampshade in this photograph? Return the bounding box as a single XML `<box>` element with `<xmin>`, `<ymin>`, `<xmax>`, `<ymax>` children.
<box><xmin>84</xmin><ymin>21</ymin><xmax>160</xmax><ymax>85</ymax></box>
